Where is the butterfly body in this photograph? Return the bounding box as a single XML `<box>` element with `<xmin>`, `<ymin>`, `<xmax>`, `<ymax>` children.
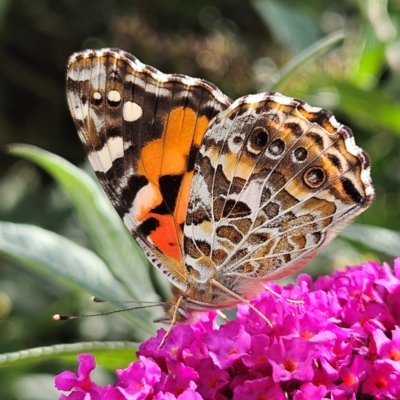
<box><xmin>67</xmin><ymin>48</ymin><xmax>374</xmax><ymax>324</ymax></box>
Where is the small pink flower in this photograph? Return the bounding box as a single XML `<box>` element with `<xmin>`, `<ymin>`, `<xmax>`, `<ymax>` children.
<box><xmin>206</xmin><ymin>321</ymin><xmax>251</xmax><ymax>369</ymax></box>
<box><xmin>268</xmin><ymin>337</ymin><xmax>315</xmax><ymax>382</ymax></box>
<box><xmin>55</xmin><ymin>354</ymin><xmax>103</xmax><ymax>400</ymax></box>
<box><xmin>113</xmin><ymin>356</ymin><xmax>163</xmax><ymax>398</ymax></box>
<box><xmin>338</xmin><ymin>354</ymin><xmax>371</xmax><ymax>392</ymax></box>
<box><xmin>362</xmin><ymin>360</ymin><xmax>399</xmax><ymax>396</ymax></box>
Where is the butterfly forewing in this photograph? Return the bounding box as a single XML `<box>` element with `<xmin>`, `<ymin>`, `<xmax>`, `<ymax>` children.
<box><xmin>66</xmin><ymin>49</ymin><xmax>232</xmax><ymax>288</ymax></box>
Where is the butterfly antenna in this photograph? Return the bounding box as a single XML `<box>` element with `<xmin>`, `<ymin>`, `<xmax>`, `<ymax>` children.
<box><xmin>91</xmin><ymin>296</ymin><xmax>164</xmax><ymax>305</ymax></box>
<box><xmin>53</xmin><ymin>297</ymin><xmax>165</xmax><ymax>321</ymax></box>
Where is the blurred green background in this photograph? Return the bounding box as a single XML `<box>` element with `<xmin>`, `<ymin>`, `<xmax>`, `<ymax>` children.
<box><xmin>0</xmin><ymin>0</ymin><xmax>399</xmax><ymax>399</ymax></box>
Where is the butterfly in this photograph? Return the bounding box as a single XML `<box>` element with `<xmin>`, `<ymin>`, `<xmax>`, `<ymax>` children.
<box><xmin>66</xmin><ymin>48</ymin><xmax>374</xmax><ymax>330</ymax></box>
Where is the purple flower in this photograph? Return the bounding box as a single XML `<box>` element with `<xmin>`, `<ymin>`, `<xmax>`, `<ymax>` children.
<box><xmin>373</xmin><ymin>326</ymin><xmax>400</xmax><ymax>364</ymax></box>
<box><xmin>55</xmin><ymin>354</ymin><xmax>103</xmax><ymax>400</ymax></box>
<box><xmin>55</xmin><ymin>258</ymin><xmax>400</xmax><ymax>399</ymax></box>
<box><xmin>113</xmin><ymin>356</ymin><xmax>163</xmax><ymax>398</ymax></box>
<box><xmin>362</xmin><ymin>360</ymin><xmax>399</xmax><ymax>397</ymax></box>
<box><xmin>268</xmin><ymin>337</ymin><xmax>315</xmax><ymax>382</ymax></box>
<box><xmin>206</xmin><ymin>322</ymin><xmax>251</xmax><ymax>369</ymax></box>
<box><xmin>195</xmin><ymin>358</ymin><xmax>229</xmax><ymax>399</ymax></box>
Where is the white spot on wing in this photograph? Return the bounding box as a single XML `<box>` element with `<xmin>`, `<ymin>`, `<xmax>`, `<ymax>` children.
<box><xmin>68</xmin><ymin>92</ymin><xmax>88</xmax><ymax>121</ymax></box>
<box><xmin>108</xmin><ymin>90</ymin><xmax>121</xmax><ymax>102</ymax></box>
<box><xmin>91</xmin><ymin>61</ymin><xmax>106</xmax><ymax>90</ymax></box>
<box><xmin>88</xmin><ymin>136</ymin><xmax>124</xmax><ymax>172</ymax></box>
<box><xmin>123</xmin><ymin>101</ymin><xmax>142</xmax><ymax>122</ymax></box>
<box><xmin>125</xmin><ymin>74</ymin><xmax>135</xmax><ymax>82</ymax></box>
<box><xmin>131</xmin><ymin>184</ymin><xmax>160</xmax><ymax>221</ymax></box>
<box><xmin>68</xmin><ymin>67</ymin><xmax>86</xmax><ymax>81</ymax></box>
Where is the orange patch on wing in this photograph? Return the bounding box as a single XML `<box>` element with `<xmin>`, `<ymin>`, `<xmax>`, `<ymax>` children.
<box><xmin>137</xmin><ymin>106</ymin><xmax>210</xmax><ymax>183</ymax></box>
<box><xmin>193</xmin><ymin>113</ymin><xmax>210</xmax><ymax>146</ymax></box>
<box><xmin>137</xmin><ymin>140</ymin><xmax>163</xmax><ymax>184</ymax></box>
<box><xmin>135</xmin><ymin>107</ymin><xmax>210</xmax><ymax>262</ymax></box>
<box><xmin>161</xmin><ymin>106</ymin><xmax>210</xmax><ymax>173</ymax></box>
<box><xmin>136</xmin><ymin>106</ymin><xmax>211</xmax><ymax>251</ymax></box>
<box><xmin>148</xmin><ymin>214</ymin><xmax>182</xmax><ymax>261</ymax></box>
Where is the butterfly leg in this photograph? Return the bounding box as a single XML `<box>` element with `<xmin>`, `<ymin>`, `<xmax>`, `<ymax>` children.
<box><xmin>263</xmin><ymin>284</ymin><xmax>304</xmax><ymax>305</ymax></box>
<box><xmin>158</xmin><ymin>295</ymin><xmax>183</xmax><ymax>349</ymax></box>
<box><xmin>210</xmin><ymin>279</ymin><xmax>273</xmax><ymax>328</ymax></box>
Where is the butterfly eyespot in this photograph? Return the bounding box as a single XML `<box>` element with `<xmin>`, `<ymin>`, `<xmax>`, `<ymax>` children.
<box><xmin>229</xmin><ymin>135</ymin><xmax>243</xmax><ymax>152</ymax></box>
<box><xmin>247</xmin><ymin>127</ymin><xmax>269</xmax><ymax>155</ymax></box>
<box><xmin>292</xmin><ymin>146</ymin><xmax>308</xmax><ymax>163</ymax></box>
<box><xmin>91</xmin><ymin>91</ymin><xmax>103</xmax><ymax>106</ymax></box>
<box><xmin>303</xmin><ymin>167</ymin><xmax>326</xmax><ymax>188</ymax></box>
<box><xmin>268</xmin><ymin>138</ymin><xmax>285</xmax><ymax>156</ymax></box>
<box><xmin>107</xmin><ymin>90</ymin><xmax>121</xmax><ymax>106</ymax></box>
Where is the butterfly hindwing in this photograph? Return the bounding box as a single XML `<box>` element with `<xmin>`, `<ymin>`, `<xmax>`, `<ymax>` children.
<box><xmin>66</xmin><ymin>48</ymin><xmax>232</xmax><ymax>288</ymax></box>
<box><xmin>184</xmin><ymin>93</ymin><xmax>374</xmax><ymax>284</ymax></box>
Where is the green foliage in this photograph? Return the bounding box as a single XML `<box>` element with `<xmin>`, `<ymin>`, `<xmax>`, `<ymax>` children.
<box><xmin>0</xmin><ymin>341</ymin><xmax>139</xmax><ymax>371</ymax></box>
<box><xmin>0</xmin><ymin>1</ymin><xmax>399</xmax><ymax>398</ymax></box>
<box><xmin>7</xmin><ymin>145</ymin><xmax>159</xmax><ymax>310</ymax></box>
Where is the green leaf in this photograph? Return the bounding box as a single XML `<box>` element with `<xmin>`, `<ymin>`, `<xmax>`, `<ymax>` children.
<box><xmin>349</xmin><ymin>25</ymin><xmax>386</xmax><ymax>88</ymax></box>
<box><xmin>7</xmin><ymin>144</ymin><xmax>159</xmax><ymax>303</ymax></box>
<box><xmin>0</xmin><ymin>221</ymin><xmax>155</xmax><ymax>338</ymax></box>
<box><xmin>0</xmin><ymin>341</ymin><xmax>139</xmax><ymax>371</ymax></box>
<box><xmin>335</xmin><ymin>82</ymin><xmax>400</xmax><ymax>134</ymax></box>
<box><xmin>342</xmin><ymin>224</ymin><xmax>400</xmax><ymax>257</ymax></box>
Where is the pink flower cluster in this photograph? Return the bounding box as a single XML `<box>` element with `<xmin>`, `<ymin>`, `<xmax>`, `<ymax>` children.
<box><xmin>55</xmin><ymin>259</ymin><xmax>400</xmax><ymax>399</ymax></box>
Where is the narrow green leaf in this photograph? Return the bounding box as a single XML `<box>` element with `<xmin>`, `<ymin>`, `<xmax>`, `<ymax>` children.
<box><xmin>0</xmin><ymin>221</ymin><xmax>127</xmax><ymax>297</ymax></box>
<box><xmin>268</xmin><ymin>30</ymin><xmax>346</xmax><ymax>92</ymax></box>
<box><xmin>7</xmin><ymin>144</ymin><xmax>158</xmax><ymax>302</ymax></box>
<box><xmin>349</xmin><ymin>25</ymin><xmax>386</xmax><ymax>88</ymax></box>
<box><xmin>0</xmin><ymin>341</ymin><xmax>139</xmax><ymax>371</ymax></box>
<box><xmin>342</xmin><ymin>224</ymin><xmax>400</xmax><ymax>257</ymax></box>
<box><xmin>0</xmin><ymin>221</ymin><xmax>155</xmax><ymax>338</ymax></box>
